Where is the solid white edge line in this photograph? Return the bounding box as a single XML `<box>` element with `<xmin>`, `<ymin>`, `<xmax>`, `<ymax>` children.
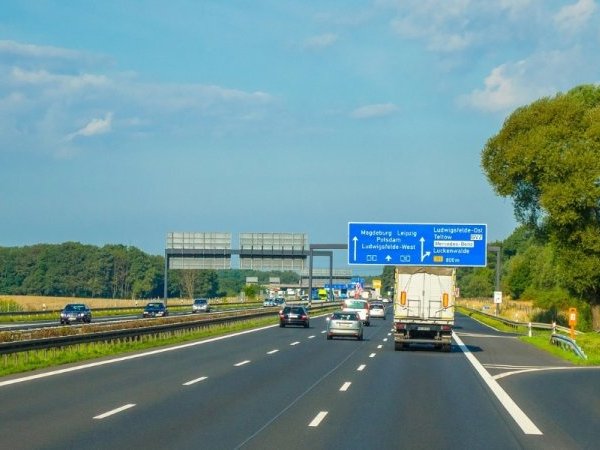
<box><xmin>93</xmin><ymin>403</ymin><xmax>135</xmax><ymax>419</ymax></box>
<box><xmin>339</xmin><ymin>382</ymin><xmax>351</xmax><ymax>392</ymax></box>
<box><xmin>357</xmin><ymin>364</ymin><xmax>366</xmax><ymax>371</ymax></box>
<box><xmin>183</xmin><ymin>376</ymin><xmax>208</xmax><ymax>386</ymax></box>
<box><xmin>234</xmin><ymin>360</ymin><xmax>251</xmax><ymax>367</ymax></box>
<box><xmin>309</xmin><ymin>411</ymin><xmax>328</xmax><ymax>427</ymax></box>
<box><xmin>453</xmin><ymin>332</ymin><xmax>542</xmax><ymax>435</ymax></box>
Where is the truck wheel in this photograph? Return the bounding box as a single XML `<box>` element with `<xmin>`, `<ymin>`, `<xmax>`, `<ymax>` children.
<box><xmin>394</xmin><ymin>342</ymin><xmax>403</xmax><ymax>351</ymax></box>
<box><xmin>442</xmin><ymin>344</ymin><xmax>451</xmax><ymax>352</ymax></box>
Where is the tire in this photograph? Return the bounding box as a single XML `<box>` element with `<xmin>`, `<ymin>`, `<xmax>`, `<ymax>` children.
<box><xmin>366</xmin><ymin>321</ymin><xmax>370</xmax><ymax>327</ymax></box>
<box><xmin>279</xmin><ymin>322</ymin><xmax>285</xmax><ymax>328</ymax></box>
<box><xmin>442</xmin><ymin>344</ymin><xmax>451</xmax><ymax>353</ymax></box>
<box><xmin>358</xmin><ymin>334</ymin><xmax>363</xmax><ymax>341</ymax></box>
<box><xmin>327</xmin><ymin>334</ymin><xmax>332</xmax><ymax>340</ymax></box>
<box><xmin>394</xmin><ymin>342</ymin><xmax>402</xmax><ymax>351</ymax></box>
<box><xmin>304</xmin><ymin>322</ymin><xmax>309</xmax><ymax>328</ymax></box>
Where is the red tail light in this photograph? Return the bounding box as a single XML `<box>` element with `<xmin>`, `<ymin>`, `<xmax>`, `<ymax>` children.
<box><xmin>441</xmin><ymin>325</ymin><xmax>452</xmax><ymax>331</ymax></box>
<box><xmin>395</xmin><ymin>322</ymin><xmax>406</xmax><ymax>331</ymax></box>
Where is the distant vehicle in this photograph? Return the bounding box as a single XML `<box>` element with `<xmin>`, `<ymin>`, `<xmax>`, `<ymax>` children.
<box><xmin>273</xmin><ymin>297</ymin><xmax>286</xmax><ymax>307</ymax></box>
<box><xmin>369</xmin><ymin>302</ymin><xmax>386</xmax><ymax>320</ymax></box>
<box><xmin>279</xmin><ymin>306</ymin><xmax>309</xmax><ymax>328</ymax></box>
<box><xmin>342</xmin><ymin>299</ymin><xmax>370</xmax><ymax>326</ymax></box>
<box><xmin>263</xmin><ymin>298</ymin><xmax>275</xmax><ymax>307</ymax></box>
<box><xmin>394</xmin><ymin>267</ymin><xmax>455</xmax><ymax>352</ymax></box>
<box><xmin>192</xmin><ymin>298</ymin><xmax>210</xmax><ymax>313</ymax></box>
<box><xmin>381</xmin><ymin>297</ymin><xmax>391</xmax><ymax>303</ymax></box>
<box><xmin>60</xmin><ymin>303</ymin><xmax>92</xmax><ymax>325</ymax></box>
<box><xmin>326</xmin><ymin>311</ymin><xmax>363</xmax><ymax>340</ymax></box>
<box><xmin>143</xmin><ymin>302</ymin><xmax>169</xmax><ymax>318</ymax></box>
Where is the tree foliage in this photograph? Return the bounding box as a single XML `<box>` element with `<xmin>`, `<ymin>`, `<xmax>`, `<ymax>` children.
<box><xmin>481</xmin><ymin>84</ymin><xmax>600</xmax><ymax>328</ymax></box>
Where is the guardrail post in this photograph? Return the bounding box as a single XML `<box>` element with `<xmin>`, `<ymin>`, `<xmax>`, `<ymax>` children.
<box><xmin>528</xmin><ymin>322</ymin><xmax>532</xmax><ymax>337</ymax></box>
<box><xmin>552</xmin><ymin>321</ymin><xmax>556</xmax><ymax>334</ymax></box>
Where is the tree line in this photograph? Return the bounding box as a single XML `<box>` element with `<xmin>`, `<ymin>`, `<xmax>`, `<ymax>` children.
<box><xmin>0</xmin><ymin>242</ymin><xmax>301</xmax><ymax>300</ymax></box>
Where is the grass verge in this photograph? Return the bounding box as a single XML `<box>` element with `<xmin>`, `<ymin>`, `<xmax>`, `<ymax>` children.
<box><xmin>457</xmin><ymin>307</ymin><xmax>599</xmax><ymax>366</ymax></box>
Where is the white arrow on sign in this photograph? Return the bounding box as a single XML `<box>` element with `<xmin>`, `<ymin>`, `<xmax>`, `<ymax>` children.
<box><xmin>420</xmin><ymin>237</ymin><xmax>431</xmax><ymax>262</ymax></box>
<box><xmin>385</xmin><ymin>255</ymin><xmax>392</xmax><ymax>262</ymax></box>
<box><xmin>352</xmin><ymin>236</ymin><xmax>358</xmax><ymax>261</ymax></box>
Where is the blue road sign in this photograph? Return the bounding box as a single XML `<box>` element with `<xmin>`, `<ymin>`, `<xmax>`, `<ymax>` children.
<box><xmin>348</xmin><ymin>222</ymin><xmax>487</xmax><ymax>267</ymax></box>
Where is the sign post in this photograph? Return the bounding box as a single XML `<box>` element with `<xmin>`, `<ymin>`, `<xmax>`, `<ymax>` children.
<box><xmin>568</xmin><ymin>307</ymin><xmax>577</xmax><ymax>340</ymax></box>
<box><xmin>348</xmin><ymin>222</ymin><xmax>487</xmax><ymax>267</ymax></box>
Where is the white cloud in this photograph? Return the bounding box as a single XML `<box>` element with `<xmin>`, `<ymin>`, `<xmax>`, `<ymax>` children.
<box><xmin>351</xmin><ymin>103</ymin><xmax>399</xmax><ymax>119</ymax></box>
<box><xmin>66</xmin><ymin>113</ymin><xmax>113</xmax><ymax>141</ymax></box>
<box><xmin>554</xmin><ymin>0</ymin><xmax>597</xmax><ymax>33</ymax></box>
<box><xmin>302</xmin><ymin>33</ymin><xmax>338</xmax><ymax>50</ymax></box>
<box><xmin>0</xmin><ymin>40</ymin><xmax>86</xmax><ymax>60</ymax></box>
<box><xmin>459</xmin><ymin>49</ymin><xmax>589</xmax><ymax>113</ymax></box>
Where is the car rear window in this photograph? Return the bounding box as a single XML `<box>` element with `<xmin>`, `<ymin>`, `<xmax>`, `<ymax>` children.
<box><xmin>333</xmin><ymin>313</ymin><xmax>357</xmax><ymax>320</ymax></box>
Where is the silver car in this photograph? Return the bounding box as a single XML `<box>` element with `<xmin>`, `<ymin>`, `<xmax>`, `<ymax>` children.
<box><xmin>369</xmin><ymin>302</ymin><xmax>386</xmax><ymax>319</ymax></box>
<box><xmin>192</xmin><ymin>298</ymin><xmax>210</xmax><ymax>313</ymax></box>
<box><xmin>326</xmin><ymin>311</ymin><xmax>363</xmax><ymax>340</ymax></box>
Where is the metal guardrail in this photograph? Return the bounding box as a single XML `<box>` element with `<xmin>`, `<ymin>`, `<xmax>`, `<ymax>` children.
<box><xmin>460</xmin><ymin>306</ymin><xmax>583</xmax><ymax>335</ymax></box>
<box><xmin>0</xmin><ymin>302</ymin><xmax>340</xmax><ymax>355</ymax></box>
<box><xmin>550</xmin><ymin>333</ymin><xmax>587</xmax><ymax>359</ymax></box>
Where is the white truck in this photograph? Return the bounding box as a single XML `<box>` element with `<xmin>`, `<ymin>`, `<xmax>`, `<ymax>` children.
<box><xmin>393</xmin><ymin>266</ymin><xmax>455</xmax><ymax>352</ymax></box>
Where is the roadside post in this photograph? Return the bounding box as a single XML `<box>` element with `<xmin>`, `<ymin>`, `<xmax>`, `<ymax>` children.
<box><xmin>528</xmin><ymin>322</ymin><xmax>532</xmax><ymax>337</ymax></box>
<box><xmin>568</xmin><ymin>307</ymin><xmax>577</xmax><ymax>340</ymax></box>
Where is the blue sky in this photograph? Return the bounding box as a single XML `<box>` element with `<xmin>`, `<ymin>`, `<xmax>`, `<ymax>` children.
<box><xmin>1</xmin><ymin>0</ymin><xmax>599</xmax><ymax>271</ymax></box>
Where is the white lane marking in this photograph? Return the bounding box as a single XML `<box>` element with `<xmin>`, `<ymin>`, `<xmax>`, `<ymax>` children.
<box><xmin>235</xmin><ymin>360</ymin><xmax>251</xmax><ymax>367</ymax></box>
<box><xmin>377</xmin><ymin>345</ymin><xmax>383</xmax><ymax>349</ymax></box>
<box><xmin>383</xmin><ymin>338</ymin><xmax>388</xmax><ymax>342</ymax></box>
<box><xmin>267</xmin><ymin>349</ymin><xmax>279</xmax><ymax>355</ymax></box>
<box><xmin>339</xmin><ymin>382</ymin><xmax>351</xmax><ymax>392</ymax></box>
<box><xmin>93</xmin><ymin>403</ymin><xmax>135</xmax><ymax>419</ymax></box>
<box><xmin>0</xmin><ymin>322</ymin><xmax>282</xmax><ymax>388</ymax></box>
<box><xmin>387</xmin><ymin>332</ymin><xmax>392</xmax><ymax>336</ymax></box>
<box><xmin>456</xmin><ymin>333</ymin><xmax>516</xmax><ymax>339</ymax></box>
<box><xmin>183</xmin><ymin>376</ymin><xmax>208</xmax><ymax>386</ymax></box>
<box><xmin>357</xmin><ymin>364</ymin><xmax>366</xmax><ymax>371</ymax></box>
<box><xmin>290</xmin><ymin>341</ymin><xmax>300</xmax><ymax>346</ymax></box>
<box><xmin>321</xmin><ymin>330</ymin><xmax>326</xmax><ymax>334</ymax></box>
<box><xmin>369</xmin><ymin>353</ymin><xmax>376</xmax><ymax>358</ymax></box>
<box><xmin>308</xmin><ymin>335</ymin><xmax>316</xmax><ymax>339</ymax></box>
<box><xmin>453</xmin><ymin>332</ymin><xmax>542</xmax><ymax>435</ymax></box>
<box><xmin>493</xmin><ymin>366</ymin><xmax>596</xmax><ymax>380</ymax></box>
<box><xmin>309</xmin><ymin>411</ymin><xmax>328</xmax><ymax>427</ymax></box>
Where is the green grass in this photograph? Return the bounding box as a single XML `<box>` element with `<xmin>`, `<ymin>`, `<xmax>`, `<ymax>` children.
<box><xmin>458</xmin><ymin>306</ymin><xmax>600</xmax><ymax>365</ymax></box>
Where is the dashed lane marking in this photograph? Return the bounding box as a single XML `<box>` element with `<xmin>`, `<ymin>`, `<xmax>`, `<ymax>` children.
<box><xmin>309</xmin><ymin>411</ymin><xmax>328</xmax><ymax>427</ymax></box>
<box><xmin>93</xmin><ymin>404</ymin><xmax>135</xmax><ymax>420</ymax></box>
<box><xmin>357</xmin><ymin>364</ymin><xmax>366</xmax><ymax>371</ymax></box>
<box><xmin>377</xmin><ymin>345</ymin><xmax>383</xmax><ymax>349</ymax></box>
<box><xmin>183</xmin><ymin>376</ymin><xmax>208</xmax><ymax>386</ymax></box>
<box><xmin>339</xmin><ymin>382</ymin><xmax>351</xmax><ymax>392</ymax></box>
<box><xmin>369</xmin><ymin>353</ymin><xmax>376</xmax><ymax>358</ymax></box>
<box><xmin>234</xmin><ymin>360</ymin><xmax>251</xmax><ymax>367</ymax></box>
<box><xmin>267</xmin><ymin>349</ymin><xmax>279</xmax><ymax>355</ymax></box>
<box><xmin>290</xmin><ymin>341</ymin><xmax>300</xmax><ymax>346</ymax></box>
<box><xmin>308</xmin><ymin>335</ymin><xmax>316</xmax><ymax>339</ymax></box>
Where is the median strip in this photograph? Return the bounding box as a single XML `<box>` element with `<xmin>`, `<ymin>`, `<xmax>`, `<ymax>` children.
<box><xmin>93</xmin><ymin>403</ymin><xmax>135</xmax><ymax>419</ymax></box>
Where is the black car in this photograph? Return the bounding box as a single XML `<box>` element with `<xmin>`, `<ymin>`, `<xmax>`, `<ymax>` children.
<box><xmin>143</xmin><ymin>302</ymin><xmax>169</xmax><ymax>318</ymax></box>
<box><xmin>60</xmin><ymin>303</ymin><xmax>92</xmax><ymax>324</ymax></box>
<box><xmin>279</xmin><ymin>306</ymin><xmax>309</xmax><ymax>328</ymax></box>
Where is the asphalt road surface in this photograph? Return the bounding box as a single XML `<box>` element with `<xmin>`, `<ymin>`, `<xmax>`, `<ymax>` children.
<box><xmin>0</xmin><ymin>311</ymin><xmax>598</xmax><ymax>450</ymax></box>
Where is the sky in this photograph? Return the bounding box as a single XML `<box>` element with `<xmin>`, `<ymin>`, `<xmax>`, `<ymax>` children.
<box><xmin>1</xmin><ymin>0</ymin><xmax>600</xmax><ymax>272</ymax></box>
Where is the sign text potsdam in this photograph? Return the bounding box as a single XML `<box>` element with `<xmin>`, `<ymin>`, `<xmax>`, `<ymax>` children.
<box><xmin>348</xmin><ymin>222</ymin><xmax>487</xmax><ymax>267</ymax></box>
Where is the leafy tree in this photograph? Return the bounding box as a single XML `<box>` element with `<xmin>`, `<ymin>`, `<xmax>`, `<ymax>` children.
<box><xmin>482</xmin><ymin>84</ymin><xmax>600</xmax><ymax>329</ymax></box>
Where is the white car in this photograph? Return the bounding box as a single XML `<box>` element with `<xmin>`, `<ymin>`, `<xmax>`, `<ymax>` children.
<box><xmin>342</xmin><ymin>299</ymin><xmax>370</xmax><ymax>326</ymax></box>
<box><xmin>369</xmin><ymin>302</ymin><xmax>386</xmax><ymax>319</ymax></box>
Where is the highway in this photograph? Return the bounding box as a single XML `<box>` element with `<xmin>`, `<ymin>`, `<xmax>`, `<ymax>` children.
<box><xmin>0</xmin><ymin>311</ymin><xmax>598</xmax><ymax>449</ymax></box>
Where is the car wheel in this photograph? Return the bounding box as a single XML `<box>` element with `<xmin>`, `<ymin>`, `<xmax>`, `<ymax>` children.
<box><xmin>358</xmin><ymin>334</ymin><xmax>363</xmax><ymax>341</ymax></box>
<box><xmin>366</xmin><ymin>321</ymin><xmax>370</xmax><ymax>327</ymax></box>
<box><xmin>304</xmin><ymin>322</ymin><xmax>309</xmax><ymax>328</ymax></box>
<box><xmin>280</xmin><ymin>322</ymin><xmax>285</xmax><ymax>328</ymax></box>
<box><xmin>326</xmin><ymin>334</ymin><xmax>332</xmax><ymax>340</ymax></box>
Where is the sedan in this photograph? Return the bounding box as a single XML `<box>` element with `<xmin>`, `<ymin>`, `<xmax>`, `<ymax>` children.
<box><xmin>326</xmin><ymin>311</ymin><xmax>363</xmax><ymax>340</ymax></box>
<box><xmin>279</xmin><ymin>306</ymin><xmax>309</xmax><ymax>328</ymax></box>
<box><xmin>369</xmin><ymin>302</ymin><xmax>386</xmax><ymax>319</ymax></box>
<box><xmin>60</xmin><ymin>303</ymin><xmax>92</xmax><ymax>325</ymax></box>
<box><xmin>192</xmin><ymin>298</ymin><xmax>210</xmax><ymax>313</ymax></box>
<box><xmin>143</xmin><ymin>302</ymin><xmax>169</xmax><ymax>318</ymax></box>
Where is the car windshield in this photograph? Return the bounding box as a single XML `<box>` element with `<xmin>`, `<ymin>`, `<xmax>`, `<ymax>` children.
<box><xmin>146</xmin><ymin>303</ymin><xmax>163</xmax><ymax>309</ymax></box>
<box><xmin>284</xmin><ymin>307</ymin><xmax>304</xmax><ymax>314</ymax></box>
<box><xmin>371</xmin><ymin>304</ymin><xmax>383</xmax><ymax>309</ymax></box>
<box><xmin>66</xmin><ymin>304</ymin><xmax>86</xmax><ymax>311</ymax></box>
<box><xmin>194</xmin><ymin>299</ymin><xmax>207</xmax><ymax>304</ymax></box>
<box><xmin>332</xmin><ymin>312</ymin><xmax>358</xmax><ymax>320</ymax></box>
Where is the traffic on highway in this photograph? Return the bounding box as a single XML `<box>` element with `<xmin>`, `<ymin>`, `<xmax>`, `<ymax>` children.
<box><xmin>0</xmin><ymin>304</ymin><xmax>598</xmax><ymax>450</ymax></box>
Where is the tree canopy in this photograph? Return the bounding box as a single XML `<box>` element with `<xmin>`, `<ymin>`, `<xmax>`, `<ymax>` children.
<box><xmin>481</xmin><ymin>84</ymin><xmax>600</xmax><ymax>328</ymax></box>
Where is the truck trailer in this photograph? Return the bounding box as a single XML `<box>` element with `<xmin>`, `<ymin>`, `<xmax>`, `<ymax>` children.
<box><xmin>393</xmin><ymin>266</ymin><xmax>455</xmax><ymax>352</ymax></box>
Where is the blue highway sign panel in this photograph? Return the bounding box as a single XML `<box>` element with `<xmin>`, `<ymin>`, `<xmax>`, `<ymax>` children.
<box><xmin>348</xmin><ymin>222</ymin><xmax>487</xmax><ymax>267</ymax></box>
